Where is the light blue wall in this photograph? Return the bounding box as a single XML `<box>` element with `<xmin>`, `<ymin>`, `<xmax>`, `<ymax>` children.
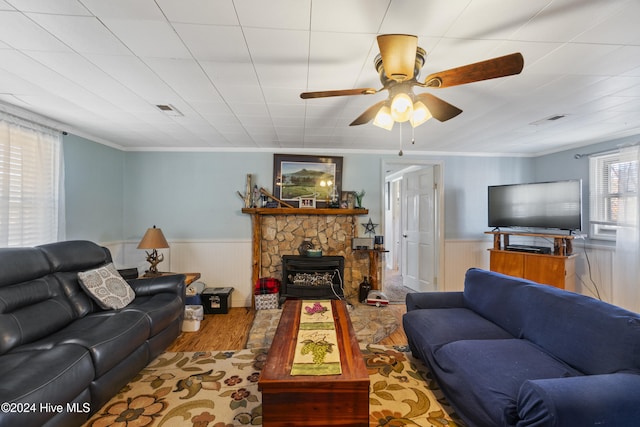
<box><xmin>532</xmin><ymin>135</ymin><xmax>638</xmax><ymax>235</ymax></box>
<box><xmin>439</xmin><ymin>155</ymin><xmax>534</xmax><ymax>239</ymax></box>
<box><xmin>63</xmin><ymin>134</ymin><xmax>124</xmax><ymax>242</ymax></box>
<box><xmin>70</xmin><ymin>133</ymin><xmax>639</xmax><ymax>243</ymax></box>
<box><xmin>123</xmin><ymin>152</ymin><xmax>271</xmax><ymax>240</ymax></box>
<box><xmin>119</xmin><ymin>151</ymin><xmax>533</xmax><ymax>241</ymax></box>
<box><xmin>121</xmin><ymin>152</ymin><xmax>385</xmax><ymax>241</ymax></box>
<box><xmin>62</xmin><ymin>138</ymin><xmax>538</xmax><ymax>242</ymax></box>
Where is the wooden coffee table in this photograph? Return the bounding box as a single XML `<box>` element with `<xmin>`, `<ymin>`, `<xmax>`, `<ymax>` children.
<box><xmin>258</xmin><ymin>299</ymin><xmax>370</xmax><ymax>426</ymax></box>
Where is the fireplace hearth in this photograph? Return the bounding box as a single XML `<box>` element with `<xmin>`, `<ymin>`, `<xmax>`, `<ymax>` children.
<box><xmin>281</xmin><ymin>255</ymin><xmax>345</xmax><ymax>300</ymax></box>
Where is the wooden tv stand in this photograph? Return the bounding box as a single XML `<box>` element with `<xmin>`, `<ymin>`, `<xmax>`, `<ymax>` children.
<box><xmin>485</xmin><ymin>231</ymin><xmax>576</xmax><ymax>291</ymax></box>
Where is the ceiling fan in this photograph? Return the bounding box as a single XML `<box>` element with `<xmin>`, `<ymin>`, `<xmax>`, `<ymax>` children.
<box><xmin>300</xmin><ymin>34</ymin><xmax>524</xmax><ymax>130</ymax></box>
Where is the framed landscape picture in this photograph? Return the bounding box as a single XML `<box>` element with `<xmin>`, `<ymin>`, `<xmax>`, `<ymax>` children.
<box><xmin>273</xmin><ymin>154</ymin><xmax>343</xmax><ymax>207</ymax></box>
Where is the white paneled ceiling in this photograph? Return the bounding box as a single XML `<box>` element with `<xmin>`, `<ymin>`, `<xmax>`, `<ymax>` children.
<box><xmin>0</xmin><ymin>0</ymin><xmax>639</xmax><ymax>155</ymax></box>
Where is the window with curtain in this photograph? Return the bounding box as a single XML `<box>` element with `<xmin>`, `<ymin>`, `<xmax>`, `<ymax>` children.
<box><xmin>0</xmin><ymin>113</ymin><xmax>64</xmax><ymax>247</ymax></box>
<box><xmin>591</xmin><ymin>145</ymin><xmax>640</xmax><ymax>312</ymax></box>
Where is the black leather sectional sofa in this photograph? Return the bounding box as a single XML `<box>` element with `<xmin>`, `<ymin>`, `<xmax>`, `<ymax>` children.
<box><xmin>0</xmin><ymin>240</ymin><xmax>185</xmax><ymax>427</ymax></box>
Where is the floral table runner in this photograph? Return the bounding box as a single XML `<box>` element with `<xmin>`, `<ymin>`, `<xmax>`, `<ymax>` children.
<box><xmin>290</xmin><ymin>300</ymin><xmax>342</xmax><ymax>376</ymax></box>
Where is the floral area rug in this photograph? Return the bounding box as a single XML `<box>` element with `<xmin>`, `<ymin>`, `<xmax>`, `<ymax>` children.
<box><xmin>83</xmin><ymin>345</ymin><xmax>465</xmax><ymax>427</ymax></box>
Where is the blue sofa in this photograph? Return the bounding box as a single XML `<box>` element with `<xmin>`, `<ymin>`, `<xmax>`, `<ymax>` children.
<box><xmin>403</xmin><ymin>268</ymin><xmax>640</xmax><ymax>427</ymax></box>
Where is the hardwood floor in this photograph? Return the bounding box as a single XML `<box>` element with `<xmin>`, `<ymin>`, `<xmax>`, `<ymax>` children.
<box><xmin>378</xmin><ymin>304</ymin><xmax>408</xmax><ymax>346</ymax></box>
<box><xmin>167</xmin><ymin>304</ymin><xmax>408</xmax><ymax>352</ymax></box>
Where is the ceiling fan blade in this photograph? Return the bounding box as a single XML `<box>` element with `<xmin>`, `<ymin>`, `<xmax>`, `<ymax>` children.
<box><xmin>415</xmin><ymin>93</ymin><xmax>462</xmax><ymax>122</ymax></box>
<box><xmin>300</xmin><ymin>88</ymin><xmax>378</xmax><ymax>99</ymax></box>
<box><xmin>423</xmin><ymin>52</ymin><xmax>524</xmax><ymax>88</ymax></box>
<box><xmin>349</xmin><ymin>100</ymin><xmax>387</xmax><ymax>126</ymax></box>
<box><xmin>377</xmin><ymin>34</ymin><xmax>418</xmax><ymax>81</ymax></box>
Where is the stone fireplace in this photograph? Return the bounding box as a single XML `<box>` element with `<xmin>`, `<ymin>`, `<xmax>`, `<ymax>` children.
<box><xmin>242</xmin><ymin>208</ymin><xmax>372</xmax><ymax>300</ymax></box>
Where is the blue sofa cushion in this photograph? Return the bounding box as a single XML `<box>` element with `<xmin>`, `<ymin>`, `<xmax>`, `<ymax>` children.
<box><xmin>403</xmin><ymin>308</ymin><xmax>513</xmax><ymax>358</ymax></box>
<box><xmin>518</xmin><ymin>283</ymin><xmax>640</xmax><ymax>375</ymax></box>
<box><xmin>464</xmin><ymin>268</ymin><xmax>640</xmax><ymax>376</ymax></box>
<box><xmin>433</xmin><ymin>339</ymin><xmax>583</xmax><ymax>427</ymax></box>
<box><xmin>463</xmin><ymin>269</ymin><xmax>533</xmax><ymax>338</ymax></box>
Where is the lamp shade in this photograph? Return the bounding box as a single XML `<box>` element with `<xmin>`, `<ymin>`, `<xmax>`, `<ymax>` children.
<box><xmin>373</xmin><ymin>105</ymin><xmax>394</xmax><ymax>130</ymax></box>
<box><xmin>410</xmin><ymin>101</ymin><xmax>432</xmax><ymax>128</ymax></box>
<box><xmin>137</xmin><ymin>225</ymin><xmax>169</xmax><ymax>249</ymax></box>
<box><xmin>390</xmin><ymin>93</ymin><xmax>413</xmax><ymax>122</ymax></box>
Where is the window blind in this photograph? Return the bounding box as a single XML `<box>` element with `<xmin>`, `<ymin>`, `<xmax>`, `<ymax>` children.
<box><xmin>589</xmin><ymin>148</ymin><xmax>639</xmax><ymax>239</ymax></box>
<box><xmin>0</xmin><ymin>114</ymin><xmax>63</xmax><ymax>247</ymax></box>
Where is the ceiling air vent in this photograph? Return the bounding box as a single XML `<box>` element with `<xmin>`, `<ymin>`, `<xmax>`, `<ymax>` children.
<box><xmin>156</xmin><ymin>104</ymin><xmax>183</xmax><ymax>117</ymax></box>
<box><xmin>530</xmin><ymin>114</ymin><xmax>567</xmax><ymax>126</ymax></box>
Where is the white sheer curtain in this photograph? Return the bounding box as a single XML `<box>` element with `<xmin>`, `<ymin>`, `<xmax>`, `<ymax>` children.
<box><xmin>0</xmin><ymin>113</ymin><xmax>64</xmax><ymax>247</ymax></box>
<box><xmin>612</xmin><ymin>145</ymin><xmax>640</xmax><ymax>313</ymax></box>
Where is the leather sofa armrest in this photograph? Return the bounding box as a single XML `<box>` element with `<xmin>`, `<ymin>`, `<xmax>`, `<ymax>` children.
<box><xmin>517</xmin><ymin>373</ymin><xmax>640</xmax><ymax>426</ymax></box>
<box><xmin>128</xmin><ymin>274</ymin><xmax>186</xmax><ymax>299</ymax></box>
<box><xmin>405</xmin><ymin>291</ymin><xmax>465</xmax><ymax>311</ymax></box>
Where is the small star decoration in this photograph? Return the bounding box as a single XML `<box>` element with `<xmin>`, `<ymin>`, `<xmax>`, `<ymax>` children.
<box><xmin>361</xmin><ymin>218</ymin><xmax>378</xmax><ymax>236</ymax></box>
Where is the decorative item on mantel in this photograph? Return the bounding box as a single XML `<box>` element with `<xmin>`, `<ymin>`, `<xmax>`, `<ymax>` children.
<box><xmin>298</xmin><ymin>194</ymin><xmax>317</xmax><ymax>208</ymax></box>
<box><xmin>260</xmin><ymin>187</ymin><xmax>295</xmax><ymax>208</ymax></box>
<box><xmin>236</xmin><ymin>173</ymin><xmax>256</xmax><ymax>208</ymax></box>
<box><xmin>354</xmin><ymin>189</ymin><xmax>365</xmax><ymax>209</ymax></box>
<box><xmin>341</xmin><ymin>191</ymin><xmax>355</xmax><ymax>209</ymax></box>
<box><xmin>137</xmin><ymin>225</ymin><xmax>169</xmax><ymax>276</ymax></box>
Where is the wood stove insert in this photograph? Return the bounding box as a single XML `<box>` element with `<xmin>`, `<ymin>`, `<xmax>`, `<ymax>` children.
<box><xmin>281</xmin><ymin>255</ymin><xmax>345</xmax><ymax>300</ymax></box>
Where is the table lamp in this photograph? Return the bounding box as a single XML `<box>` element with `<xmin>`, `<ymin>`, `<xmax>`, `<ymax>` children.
<box><xmin>137</xmin><ymin>225</ymin><xmax>169</xmax><ymax>275</ymax></box>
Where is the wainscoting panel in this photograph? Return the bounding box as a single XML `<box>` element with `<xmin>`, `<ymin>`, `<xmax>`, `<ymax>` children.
<box><xmin>443</xmin><ymin>240</ymin><xmax>491</xmax><ymax>291</ymax></box>
<box><xmin>169</xmin><ymin>240</ymin><xmax>253</xmax><ymax>308</ymax></box>
<box><xmin>442</xmin><ymin>238</ymin><xmax>616</xmax><ymax>305</ymax></box>
<box><xmin>102</xmin><ymin>238</ymin><xmax>616</xmax><ymax>309</ymax></box>
<box><xmin>103</xmin><ymin>240</ymin><xmax>253</xmax><ymax>308</ymax></box>
<box><xmin>573</xmin><ymin>242</ymin><xmax>615</xmax><ymax>303</ymax></box>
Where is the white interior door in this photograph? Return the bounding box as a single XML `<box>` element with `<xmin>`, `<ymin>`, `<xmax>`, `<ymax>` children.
<box><xmin>401</xmin><ymin>167</ymin><xmax>436</xmax><ymax>292</ymax></box>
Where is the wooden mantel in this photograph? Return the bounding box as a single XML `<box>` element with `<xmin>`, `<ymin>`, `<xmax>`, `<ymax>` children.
<box><xmin>242</xmin><ymin>208</ymin><xmax>368</xmax><ymax>216</ymax></box>
<box><xmin>242</xmin><ymin>207</ymin><xmax>369</xmax><ymax>300</ymax></box>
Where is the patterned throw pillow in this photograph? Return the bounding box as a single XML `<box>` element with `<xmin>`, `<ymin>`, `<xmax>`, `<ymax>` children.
<box><xmin>78</xmin><ymin>263</ymin><xmax>136</xmax><ymax>309</ymax></box>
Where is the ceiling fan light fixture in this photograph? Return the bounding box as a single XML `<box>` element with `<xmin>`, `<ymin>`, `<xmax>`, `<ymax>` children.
<box><xmin>410</xmin><ymin>101</ymin><xmax>432</xmax><ymax>128</ymax></box>
<box><xmin>390</xmin><ymin>93</ymin><xmax>413</xmax><ymax>122</ymax></box>
<box><xmin>373</xmin><ymin>105</ymin><xmax>394</xmax><ymax>130</ymax></box>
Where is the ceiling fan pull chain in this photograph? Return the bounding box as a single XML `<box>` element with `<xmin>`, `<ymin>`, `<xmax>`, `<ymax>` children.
<box><xmin>411</xmin><ymin>125</ymin><xmax>415</xmax><ymax>145</ymax></box>
<box><xmin>398</xmin><ymin>122</ymin><xmax>403</xmax><ymax>156</ymax></box>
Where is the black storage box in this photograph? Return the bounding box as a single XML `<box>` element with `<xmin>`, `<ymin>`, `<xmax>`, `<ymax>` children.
<box><xmin>202</xmin><ymin>287</ymin><xmax>234</xmax><ymax>314</ymax></box>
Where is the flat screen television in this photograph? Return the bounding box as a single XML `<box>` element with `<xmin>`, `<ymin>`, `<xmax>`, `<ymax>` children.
<box><xmin>488</xmin><ymin>180</ymin><xmax>582</xmax><ymax>231</ymax></box>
